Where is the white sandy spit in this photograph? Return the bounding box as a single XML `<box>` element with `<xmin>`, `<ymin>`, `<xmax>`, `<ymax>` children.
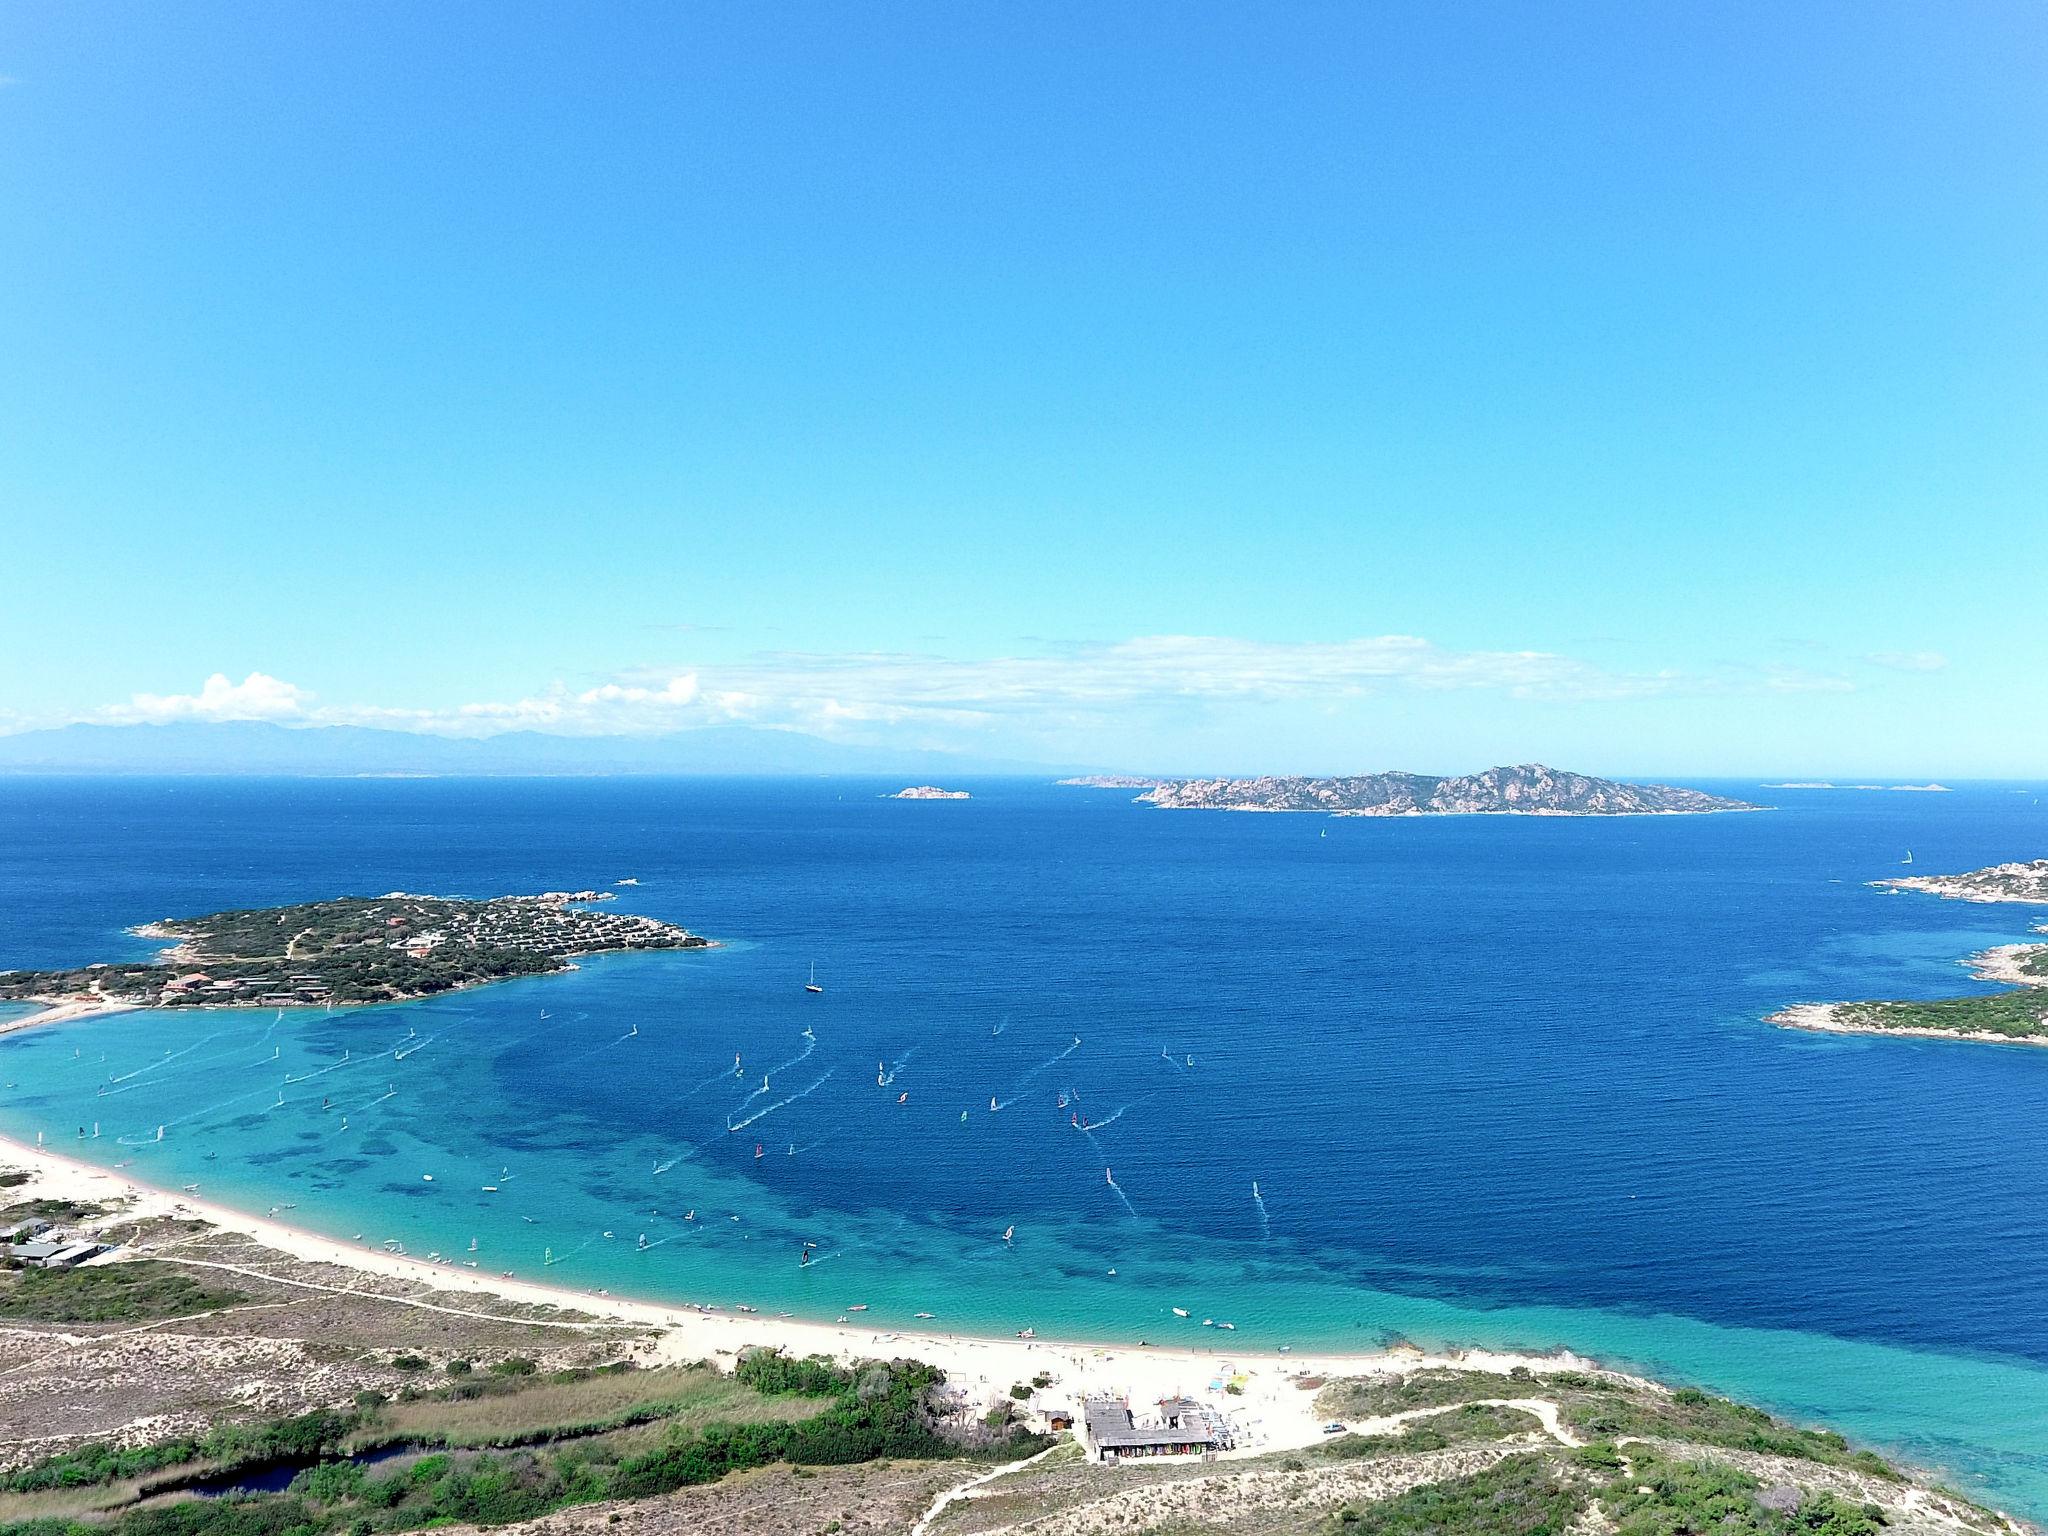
<box><xmin>0</xmin><ymin>1131</ymin><xmax>1607</xmax><ymax>1460</ymax></box>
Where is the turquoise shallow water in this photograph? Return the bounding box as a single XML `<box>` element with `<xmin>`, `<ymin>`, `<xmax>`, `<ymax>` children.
<box><xmin>2</xmin><ymin>777</ymin><xmax>2047</xmax><ymax>1510</ymax></box>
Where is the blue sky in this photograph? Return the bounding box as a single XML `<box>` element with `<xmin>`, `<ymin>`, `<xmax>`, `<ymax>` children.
<box><xmin>2</xmin><ymin>3</ymin><xmax>2042</xmax><ymax>774</ymax></box>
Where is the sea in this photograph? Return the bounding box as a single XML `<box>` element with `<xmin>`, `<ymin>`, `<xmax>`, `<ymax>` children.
<box><xmin>2</xmin><ymin>776</ymin><xmax>2046</xmax><ymax>1511</ymax></box>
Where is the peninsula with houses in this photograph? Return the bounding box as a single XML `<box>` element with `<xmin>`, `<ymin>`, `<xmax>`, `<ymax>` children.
<box><xmin>1064</xmin><ymin>763</ymin><xmax>1756</xmax><ymax>816</ymax></box>
<box><xmin>0</xmin><ymin>892</ymin><xmax>708</xmax><ymax>1015</ymax></box>
<box><xmin>1771</xmin><ymin>859</ymin><xmax>2048</xmax><ymax>1045</ymax></box>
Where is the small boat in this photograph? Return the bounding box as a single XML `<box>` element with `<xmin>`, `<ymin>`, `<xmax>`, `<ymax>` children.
<box><xmin>804</xmin><ymin>963</ymin><xmax>824</xmax><ymax>994</ymax></box>
<box><xmin>736</xmin><ymin>1304</ymin><xmax>757</xmax><ymax>1314</ymax></box>
<box><xmin>1202</xmin><ymin>1318</ymin><xmax>1214</xmax><ymax>1327</ymax></box>
<box><xmin>847</xmin><ymin>1303</ymin><xmax>868</xmax><ymax>1311</ymax></box>
<box><xmin>734</xmin><ymin>1052</ymin><xmax>744</xmax><ymax>1075</ymax></box>
<box><xmin>754</xmin><ymin>1142</ymin><xmax>764</xmax><ymax>1159</ymax></box>
<box><xmin>802</xmin><ymin>1025</ymin><xmax>814</xmax><ymax>1040</ymax></box>
<box><xmin>1903</xmin><ymin>850</ymin><xmax>1915</xmax><ymax>864</ymax></box>
<box><xmin>1252</xmin><ymin>1180</ymin><xmax>1260</xmax><ymax>1199</ymax></box>
<box><xmin>481</xmin><ymin>1185</ymin><xmax>499</xmax><ymax>1193</ymax></box>
<box><xmin>915</xmin><ymin>1310</ymin><xmax>934</xmax><ymax>1319</ymax></box>
<box><xmin>1218</xmin><ymin>1321</ymin><xmax>1235</xmax><ymax>1330</ymax></box>
<box><xmin>989</xmin><ymin>1095</ymin><xmax>999</xmax><ymax>1111</ymax></box>
<box><xmin>1107</xmin><ymin>1268</ymin><xmax>1117</xmax><ymax>1276</ymax></box>
<box><xmin>1184</xmin><ymin>1055</ymin><xmax>1193</xmax><ymax>1068</ymax></box>
<box><xmin>182</xmin><ymin>1182</ymin><xmax>200</xmax><ymax>1193</ymax></box>
<box><xmin>421</xmin><ymin>1173</ymin><xmax>434</xmax><ymax>1182</ymax></box>
<box><xmin>1057</xmin><ymin>1093</ymin><xmax>1069</xmax><ymax>1109</ymax></box>
<box><xmin>1001</xmin><ymin>1224</ymin><xmax>1014</xmax><ymax>1243</ymax></box>
<box><xmin>877</xmin><ymin>1061</ymin><xmax>887</xmax><ymax>1085</ymax></box>
<box><xmin>959</xmin><ymin>1109</ymin><xmax>969</xmax><ymax>1123</ymax></box>
<box><xmin>603</xmin><ymin>1230</ymin><xmax>615</xmax><ymax>1239</ymax></box>
<box><xmin>539</xmin><ymin>1010</ymin><xmax>551</xmax><ymax>1020</ymax></box>
<box><xmin>636</xmin><ymin>1234</ymin><xmax>648</xmax><ymax>1250</ymax></box>
<box><xmin>627</xmin><ymin>1023</ymin><xmax>639</xmax><ymax>1037</ymax></box>
<box><xmin>1105</xmin><ymin>1167</ymin><xmax>1114</xmax><ymax>1185</ymax></box>
<box><xmin>1172</xmin><ymin>1307</ymin><xmax>1189</xmax><ymax>1318</ymax></box>
<box><xmin>897</xmin><ymin>1091</ymin><xmax>908</xmax><ymax>1104</ymax></box>
<box><xmin>468</xmin><ymin>1237</ymin><xmax>478</xmax><ymax>1252</ymax></box>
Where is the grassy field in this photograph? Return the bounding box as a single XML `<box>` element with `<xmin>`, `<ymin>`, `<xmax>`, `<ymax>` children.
<box><xmin>1314</xmin><ymin>1368</ymin><xmax>1518</xmax><ymax>1420</ymax></box>
<box><xmin>0</xmin><ymin>1259</ymin><xmax>247</xmax><ymax>1322</ymax></box>
<box><xmin>363</xmin><ymin>1365</ymin><xmax>832</xmax><ymax>1449</ymax></box>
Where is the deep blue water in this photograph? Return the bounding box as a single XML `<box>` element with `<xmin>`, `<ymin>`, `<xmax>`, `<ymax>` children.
<box><xmin>3</xmin><ymin>777</ymin><xmax>2047</xmax><ymax>1509</ymax></box>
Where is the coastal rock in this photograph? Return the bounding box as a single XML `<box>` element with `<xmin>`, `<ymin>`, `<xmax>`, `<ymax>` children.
<box><xmin>889</xmin><ymin>786</ymin><xmax>971</xmax><ymax>799</ymax></box>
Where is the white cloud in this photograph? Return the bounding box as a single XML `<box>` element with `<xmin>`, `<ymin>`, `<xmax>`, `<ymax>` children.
<box><xmin>1863</xmin><ymin>650</ymin><xmax>1948</xmax><ymax>673</ymax></box>
<box><xmin>108</xmin><ymin>671</ymin><xmax>312</xmax><ymax>724</ymax></box>
<box><xmin>74</xmin><ymin>634</ymin><xmax>1849</xmax><ymax>743</ymax></box>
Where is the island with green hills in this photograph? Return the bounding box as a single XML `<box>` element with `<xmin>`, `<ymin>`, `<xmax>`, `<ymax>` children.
<box><xmin>1064</xmin><ymin>763</ymin><xmax>1757</xmax><ymax>816</ymax></box>
<box><xmin>1771</xmin><ymin>859</ymin><xmax>2048</xmax><ymax>1045</ymax></box>
<box><xmin>0</xmin><ymin>893</ymin><xmax>709</xmax><ymax>1014</ymax></box>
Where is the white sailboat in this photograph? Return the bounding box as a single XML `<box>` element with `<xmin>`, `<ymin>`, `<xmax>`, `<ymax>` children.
<box><xmin>805</xmin><ymin>962</ymin><xmax>824</xmax><ymax>994</ymax></box>
<box><xmin>1902</xmin><ymin>849</ymin><xmax>1914</xmax><ymax>864</ymax></box>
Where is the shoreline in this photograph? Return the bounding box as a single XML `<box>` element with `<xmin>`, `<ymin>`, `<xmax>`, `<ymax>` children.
<box><xmin>0</xmin><ymin>942</ymin><xmax>720</xmax><ymax>1036</ymax></box>
<box><xmin>1766</xmin><ymin>1001</ymin><xmax>2048</xmax><ymax>1049</ymax></box>
<box><xmin>0</xmin><ymin>1130</ymin><xmax>1612</xmax><ymax>1460</ymax></box>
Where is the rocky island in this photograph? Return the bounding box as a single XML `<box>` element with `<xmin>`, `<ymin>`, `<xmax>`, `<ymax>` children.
<box><xmin>0</xmin><ymin>892</ymin><xmax>709</xmax><ymax>1015</ymax></box>
<box><xmin>1082</xmin><ymin>763</ymin><xmax>1757</xmax><ymax>816</ymax></box>
<box><xmin>1772</xmin><ymin>858</ymin><xmax>2048</xmax><ymax>1045</ymax></box>
<box><xmin>888</xmin><ymin>785</ymin><xmax>971</xmax><ymax>799</ymax></box>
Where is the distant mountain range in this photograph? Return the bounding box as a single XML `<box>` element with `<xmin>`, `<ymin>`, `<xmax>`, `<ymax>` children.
<box><xmin>0</xmin><ymin>721</ymin><xmax>1066</xmax><ymax>778</ymax></box>
<box><xmin>1064</xmin><ymin>763</ymin><xmax>1758</xmax><ymax>815</ymax></box>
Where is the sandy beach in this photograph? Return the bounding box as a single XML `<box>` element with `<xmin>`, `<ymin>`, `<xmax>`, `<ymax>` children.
<box><xmin>0</xmin><ymin>1131</ymin><xmax>1601</xmax><ymax>1461</ymax></box>
<box><xmin>0</xmin><ymin>998</ymin><xmax>135</xmax><ymax>1036</ymax></box>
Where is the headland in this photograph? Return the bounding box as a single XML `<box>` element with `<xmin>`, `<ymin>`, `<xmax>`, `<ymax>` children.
<box><xmin>1771</xmin><ymin>859</ymin><xmax>2048</xmax><ymax>1044</ymax></box>
<box><xmin>0</xmin><ymin>893</ymin><xmax>709</xmax><ymax>1018</ymax></box>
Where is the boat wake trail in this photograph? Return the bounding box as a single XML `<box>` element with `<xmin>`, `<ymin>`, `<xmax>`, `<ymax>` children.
<box><xmin>1253</xmin><ymin>1184</ymin><xmax>1271</xmax><ymax>1241</ymax></box>
<box><xmin>995</xmin><ymin>1036</ymin><xmax>1083</xmax><ymax>1107</ymax></box>
<box><xmin>727</xmin><ymin>1070</ymin><xmax>834</xmax><ymax>1132</ymax></box>
<box><xmin>106</xmin><ymin>1031</ymin><xmax>228</xmax><ymax>1085</ymax></box>
<box><xmin>392</xmin><ymin>1034</ymin><xmax>438</xmax><ymax>1061</ymax></box>
<box><xmin>284</xmin><ymin>1037</ymin><xmax>409</xmax><ymax>1086</ymax></box>
<box><xmin>730</xmin><ymin>1034</ymin><xmax>819</xmax><ymax>1116</ymax></box>
<box><xmin>878</xmin><ymin>1046</ymin><xmax>920</xmax><ymax>1087</ymax></box>
<box><xmin>651</xmin><ymin>1157</ymin><xmax>679</xmax><ymax>1176</ymax></box>
<box><xmin>785</xmin><ymin>1139</ymin><xmax>821</xmax><ymax>1157</ymax></box>
<box><xmin>543</xmin><ymin>1234</ymin><xmax>602</xmax><ymax>1267</ymax></box>
<box><xmin>1104</xmin><ymin>1169</ymin><xmax>1138</xmax><ymax>1220</ymax></box>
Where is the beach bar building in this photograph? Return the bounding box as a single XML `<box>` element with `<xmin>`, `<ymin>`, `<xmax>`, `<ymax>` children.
<box><xmin>1083</xmin><ymin>1396</ymin><xmax>1222</xmax><ymax>1461</ymax></box>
